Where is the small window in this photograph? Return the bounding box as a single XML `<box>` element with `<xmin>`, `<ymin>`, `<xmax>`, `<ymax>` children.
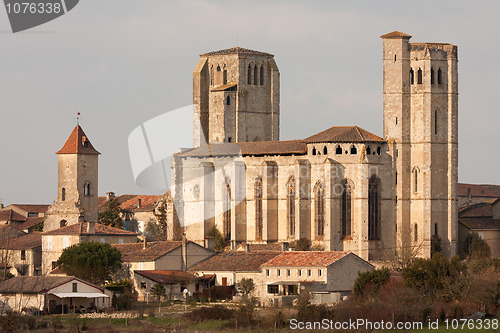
<box><xmin>267</xmin><ymin>285</ymin><xmax>279</xmax><ymax>294</ymax></box>
<box><xmin>396</xmin><ymin>117</ymin><xmax>398</xmax><ymax>125</ymax></box>
<box><xmin>414</xmin><ymin>170</ymin><xmax>418</xmax><ymax>193</ymax></box>
<box><xmin>72</xmin><ymin>283</ymin><xmax>78</xmax><ymax>292</ymax></box>
<box><xmin>100</xmin><ymin>238</ymin><xmax>105</xmax><ymax>243</ymax></box>
<box><xmin>52</xmin><ymin>261</ymin><xmax>57</xmax><ymax>270</ymax></box>
<box><xmin>253</xmin><ymin>65</ymin><xmax>258</xmax><ymax>85</ymax></box>
<box><xmin>298</xmin><ymin>269</ymin><xmax>301</xmax><ymax>277</ymax></box>
<box><xmin>223</xmin><ymin>69</ymin><xmax>227</xmax><ymax>84</ymax></box>
<box><xmin>434</xmin><ymin>223</ymin><xmax>438</xmax><ymax>236</ymax></box>
<box><xmin>417</xmin><ymin>68</ymin><xmax>422</xmax><ymax>84</ymax></box>
<box><xmin>226</xmin><ymin>95</ymin><xmax>231</xmax><ymax>105</ymax></box>
<box><xmin>312</xmin><ymin>147</ymin><xmax>316</xmax><ymax>155</ymax></box>
<box><xmin>247</xmin><ymin>65</ymin><xmax>252</xmax><ymax>85</ymax></box>
<box><xmin>20</xmin><ymin>250</ymin><xmax>26</xmax><ymax>260</ymax></box>
<box><xmin>287</xmin><ymin>269</ymin><xmax>291</xmax><ymax>277</ymax></box>
<box><xmin>323</xmin><ymin>146</ymin><xmax>327</xmax><ymax>155</ymax></box>
<box><xmin>60</xmin><ymin>220</ymin><xmax>67</xmax><ymax>228</ymax></box>
<box><xmin>336</xmin><ymin>145</ymin><xmax>342</xmax><ymax>154</ymax></box>
<box><xmin>394</xmin><ymin>54</ymin><xmax>397</xmax><ymax>62</ymax></box>
<box><xmin>260</xmin><ymin>66</ymin><xmax>264</xmax><ymax>85</ymax></box>
<box><xmin>434</xmin><ymin>110</ymin><xmax>438</xmax><ymax>135</ymax></box>
<box><xmin>366</xmin><ymin>146</ymin><xmax>371</xmax><ymax>155</ymax></box>
<box><xmin>277</xmin><ymin>269</ymin><xmax>281</xmax><ymax>277</ymax></box>
<box><xmin>228</xmin><ymin>137</ymin><xmax>232</xmax><ymax>143</ymax></box>
<box><xmin>437</xmin><ymin>68</ymin><xmax>443</xmax><ymax>84</ymax></box>
<box><xmin>350</xmin><ymin>145</ymin><xmax>357</xmax><ymax>154</ymax></box>
<box><xmin>376</xmin><ymin>146</ymin><xmax>381</xmax><ymax>155</ymax></box>
<box><xmin>61</xmin><ymin>188</ymin><xmax>66</xmax><ymax>201</ymax></box>
<box><xmin>409</xmin><ymin>69</ymin><xmax>414</xmax><ymax>85</ymax></box>
<box><xmin>141</xmin><ymin>282</ymin><xmax>146</xmax><ymax>289</ymax></box>
<box><xmin>119</xmin><ymin>238</ymin><xmax>124</xmax><ymax>244</ymax></box>
<box><xmin>307</xmin><ymin>269</ymin><xmax>311</xmax><ymax>277</ymax></box>
<box><xmin>431</xmin><ymin>68</ymin><xmax>435</xmax><ymax>84</ymax></box>
<box><xmin>83</xmin><ymin>183</ymin><xmax>91</xmax><ymax>197</ymax></box>
<box><xmin>318</xmin><ymin>269</ymin><xmax>322</xmax><ymax>277</ymax></box>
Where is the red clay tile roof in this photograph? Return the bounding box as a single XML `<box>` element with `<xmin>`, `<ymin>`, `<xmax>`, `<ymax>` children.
<box><xmin>179</xmin><ymin>140</ymin><xmax>307</xmax><ymax>157</ymax></box>
<box><xmin>113</xmin><ymin>241</ymin><xmax>182</xmax><ymax>262</ymax></box>
<box><xmin>0</xmin><ymin>233</ymin><xmax>41</xmax><ymax>250</ymax></box>
<box><xmin>0</xmin><ymin>225</ymin><xmax>27</xmax><ymax>240</ymax></box>
<box><xmin>380</xmin><ymin>31</ymin><xmax>412</xmax><ymax>39</ymax></box>
<box><xmin>201</xmin><ymin>47</ymin><xmax>273</xmax><ymax>57</ymax></box>
<box><xmin>262</xmin><ymin>251</ymin><xmax>350</xmax><ymax>267</ymax></box>
<box><xmin>16</xmin><ymin>217</ymin><xmax>44</xmax><ymax>231</ymax></box>
<box><xmin>459</xmin><ymin>219</ymin><xmax>500</xmax><ymax>231</ymax></box>
<box><xmin>189</xmin><ymin>251</ymin><xmax>281</xmax><ymax>272</ymax></box>
<box><xmin>42</xmin><ymin>222</ymin><xmax>137</xmax><ymax>236</ymax></box>
<box><xmin>211</xmin><ymin>83</ymin><xmax>237</xmax><ymax>92</ymax></box>
<box><xmin>458</xmin><ymin>183</ymin><xmax>500</xmax><ymax>198</ymax></box>
<box><xmin>304</xmin><ymin>126</ymin><xmax>383</xmax><ymax>143</ymax></box>
<box><xmin>98</xmin><ymin>194</ymin><xmax>137</xmax><ymax>211</ymax></box>
<box><xmin>120</xmin><ymin>195</ymin><xmax>161</xmax><ymax>212</ymax></box>
<box><xmin>0</xmin><ymin>209</ymin><xmax>26</xmax><ymax>222</ymax></box>
<box><xmin>0</xmin><ymin>276</ymin><xmax>76</xmax><ymax>293</ymax></box>
<box><xmin>56</xmin><ymin>125</ymin><xmax>100</xmax><ymax>155</ymax></box>
<box><xmin>459</xmin><ymin>203</ymin><xmax>493</xmax><ymax>218</ymax></box>
<box><xmin>7</xmin><ymin>204</ymin><xmax>49</xmax><ymax>214</ymax></box>
<box><xmin>134</xmin><ymin>270</ymin><xmax>194</xmax><ymax>284</ymax></box>
<box><xmin>236</xmin><ymin>243</ymin><xmax>283</xmax><ymax>252</ymax></box>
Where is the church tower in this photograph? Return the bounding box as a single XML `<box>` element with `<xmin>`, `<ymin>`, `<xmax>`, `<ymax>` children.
<box><xmin>192</xmin><ymin>47</ymin><xmax>280</xmax><ymax>147</ymax></box>
<box><xmin>43</xmin><ymin>125</ymin><xmax>100</xmax><ymax>232</ymax></box>
<box><xmin>381</xmin><ymin>31</ymin><xmax>458</xmax><ymax>257</ymax></box>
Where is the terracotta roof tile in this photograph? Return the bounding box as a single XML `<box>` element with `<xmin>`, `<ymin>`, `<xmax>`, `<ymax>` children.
<box><xmin>119</xmin><ymin>195</ymin><xmax>161</xmax><ymax>212</ymax></box>
<box><xmin>304</xmin><ymin>126</ymin><xmax>383</xmax><ymax>143</ymax></box>
<box><xmin>262</xmin><ymin>251</ymin><xmax>350</xmax><ymax>267</ymax></box>
<box><xmin>459</xmin><ymin>219</ymin><xmax>500</xmax><ymax>231</ymax></box>
<box><xmin>235</xmin><ymin>243</ymin><xmax>283</xmax><ymax>252</ymax></box>
<box><xmin>42</xmin><ymin>222</ymin><xmax>137</xmax><ymax>236</ymax></box>
<box><xmin>189</xmin><ymin>251</ymin><xmax>281</xmax><ymax>272</ymax></box>
<box><xmin>113</xmin><ymin>241</ymin><xmax>182</xmax><ymax>262</ymax></box>
<box><xmin>0</xmin><ymin>233</ymin><xmax>41</xmax><ymax>250</ymax></box>
<box><xmin>458</xmin><ymin>183</ymin><xmax>500</xmax><ymax>198</ymax></box>
<box><xmin>98</xmin><ymin>194</ymin><xmax>137</xmax><ymax>211</ymax></box>
<box><xmin>7</xmin><ymin>204</ymin><xmax>49</xmax><ymax>214</ymax></box>
<box><xmin>16</xmin><ymin>217</ymin><xmax>44</xmax><ymax>231</ymax></box>
<box><xmin>380</xmin><ymin>31</ymin><xmax>412</xmax><ymax>39</ymax></box>
<box><xmin>0</xmin><ymin>276</ymin><xmax>100</xmax><ymax>294</ymax></box>
<box><xmin>134</xmin><ymin>270</ymin><xmax>194</xmax><ymax>284</ymax></box>
<box><xmin>0</xmin><ymin>225</ymin><xmax>27</xmax><ymax>239</ymax></box>
<box><xmin>56</xmin><ymin>125</ymin><xmax>100</xmax><ymax>155</ymax></box>
<box><xmin>0</xmin><ymin>209</ymin><xmax>26</xmax><ymax>222</ymax></box>
<box><xmin>201</xmin><ymin>47</ymin><xmax>273</xmax><ymax>57</ymax></box>
<box><xmin>459</xmin><ymin>203</ymin><xmax>493</xmax><ymax>218</ymax></box>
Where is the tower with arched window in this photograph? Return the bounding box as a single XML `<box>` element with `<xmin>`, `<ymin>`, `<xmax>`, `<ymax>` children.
<box><xmin>381</xmin><ymin>31</ymin><xmax>458</xmax><ymax>257</ymax></box>
<box><xmin>193</xmin><ymin>47</ymin><xmax>280</xmax><ymax>147</ymax></box>
<box><xmin>43</xmin><ymin>125</ymin><xmax>100</xmax><ymax>232</ymax></box>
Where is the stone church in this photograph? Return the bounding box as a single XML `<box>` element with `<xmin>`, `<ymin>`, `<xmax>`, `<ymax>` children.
<box><xmin>171</xmin><ymin>31</ymin><xmax>458</xmax><ymax>260</ymax></box>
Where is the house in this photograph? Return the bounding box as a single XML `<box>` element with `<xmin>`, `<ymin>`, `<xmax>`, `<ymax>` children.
<box><xmin>260</xmin><ymin>251</ymin><xmax>373</xmax><ymax>305</ymax></box>
<box><xmin>458</xmin><ymin>183</ymin><xmax>500</xmax><ymax>208</ymax></box>
<box><xmin>0</xmin><ymin>232</ymin><xmax>42</xmax><ymax>276</ymax></box>
<box><xmin>457</xmin><ymin>198</ymin><xmax>500</xmax><ymax>257</ymax></box>
<box><xmin>42</xmin><ymin>222</ymin><xmax>137</xmax><ymax>275</ymax></box>
<box><xmin>112</xmin><ymin>237</ymin><xmax>214</xmax><ymax>298</ymax></box>
<box><xmin>188</xmin><ymin>250</ymin><xmax>281</xmax><ymax>299</ymax></box>
<box><xmin>133</xmin><ymin>270</ymin><xmax>197</xmax><ymax>301</ymax></box>
<box><xmin>0</xmin><ymin>276</ymin><xmax>110</xmax><ymax>314</ymax></box>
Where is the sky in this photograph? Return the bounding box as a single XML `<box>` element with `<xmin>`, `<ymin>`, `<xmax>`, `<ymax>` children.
<box><xmin>1</xmin><ymin>0</ymin><xmax>499</xmax><ymax>205</ymax></box>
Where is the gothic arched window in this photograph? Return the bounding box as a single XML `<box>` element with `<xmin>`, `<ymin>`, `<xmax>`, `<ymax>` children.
<box><xmin>255</xmin><ymin>177</ymin><xmax>263</xmax><ymax>240</ymax></box>
<box><xmin>223</xmin><ymin>69</ymin><xmax>227</xmax><ymax>84</ymax></box>
<box><xmin>410</xmin><ymin>68</ymin><xmax>414</xmax><ymax>85</ymax></box>
<box><xmin>350</xmin><ymin>145</ymin><xmax>357</xmax><ymax>154</ymax></box>
<box><xmin>341</xmin><ymin>180</ymin><xmax>352</xmax><ymax>238</ymax></box>
<box><xmin>61</xmin><ymin>188</ymin><xmax>66</xmax><ymax>201</ymax></box>
<box><xmin>336</xmin><ymin>145</ymin><xmax>342</xmax><ymax>154</ymax></box>
<box><xmin>366</xmin><ymin>146</ymin><xmax>371</xmax><ymax>155</ymax></box>
<box><xmin>60</xmin><ymin>220</ymin><xmax>67</xmax><ymax>228</ymax></box>
<box><xmin>368</xmin><ymin>175</ymin><xmax>381</xmax><ymax>240</ymax></box>
<box><xmin>83</xmin><ymin>183</ymin><xmax>91</xmax><ymax>197</ymax></box>
<box><xmin>431</xmin><ymin>68</ymin><xmax>435</xmax><ymax>84</ymax></box>
<box><xmin>253</xmin><ymin>65</ymin><xmax>258</xmax><ymax>85</ymax></box>
<box><xmin>417</xmin><ymin>68</ymin><xmax>423</xmax><ymax>84</ymax></box>
<box><xmin>315</xmin><ymin>182</ymin><xmax>324</xmax><ymax>237</ymax></box>
<box><xmin>287</xmin><ymin>178</ymin><xmax>296</xmax><ymax>237</ymax></box>
<box><xmin>223</xmin><ymin>181</ymin><xmax>231</xmax><ymax>240</ymax></box>
<box><xmin>210</xmin><ymin>66</ymin><xmax>214</xmax><ymax>85</ymax></box>
<box><xmin>226</xmin><ymin>95</ymin><xmax>231</xmax><ymax>105</ymax></box>
<box><xmin>437</xmin><ymin>68</ymin><xmax>443</xmax><ymax>84</ymax></box>
<box><xmin>260</xmin><ymin>65</ymin><xmax>264</xmax><ymax>85</ymax></box>
<box><xmin>323</xmin><ymin>146</ymin><xmax>328</xmax><ymax>155</ymax></box>
<box><xmin>247</xmin><ymin>65</ymin><xmax>252</xmax><ymax>85</ymax></box>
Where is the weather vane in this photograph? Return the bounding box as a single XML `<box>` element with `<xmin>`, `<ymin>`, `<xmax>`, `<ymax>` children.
<box><xmin>76</xmin><ymin>112</ymin><xmax>81</xmax><ymax>125</ymax></box>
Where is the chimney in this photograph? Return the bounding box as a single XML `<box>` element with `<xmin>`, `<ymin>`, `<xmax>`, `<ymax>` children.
<box><xmin>86</xmin><ymin>221</ymin><xmax>95</xmax><ymax>234</ymax></box>
<box><xmin>230</xmin><ymin>240</ymin><xmax>236</xmax><ymax>250</ymax></box>
<box><xmin>245</xmin><ymin>243</ymin><xmax>250</xmax><ymax>252</ymax></box>
<box><xmin>181</xmin><ymin>233</ymin><xmax>188</xmax><ymax>271</ymax></box>
<box><xmin>106</xmin><ymin>192</ymin><xmax>115</xmax><ymax>200</ymax></box>
<box><xmin>143</xmin><ymin>237</ymin><xmax>147</xmax><ymax>249</ymax></box>
<box><xmin>204</xmin><ymin>237</ymin><xmax>215</xmax><ymax>252</ymax></box>
<box><xmin>137</xmin><ymin>198</ymin><xmax>142</xmax><ymax>208</ymax></box>
<box><xmin>281</xmin><ymin>242</ymin><xmax>289</xmax><ymax>252</ymax></box>
<box><xmin>0</xmin><ymin>203</ymin><xmax>3</xmax><ymax>209</ymax></box>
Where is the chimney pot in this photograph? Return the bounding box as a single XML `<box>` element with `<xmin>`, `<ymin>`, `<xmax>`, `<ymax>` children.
<box><xmin>204</xmin><ymin>237</ymin><xmax>215</xmax><ymax>252</ymax></box>
<box><xmin>245</xmin><ymin>243</ymin><xmax>250</xmax><ymax>252</ymax></box>
<box><xmin>137</xmin><ymin>198</ymin><xmax>142</xmax><ymax>208</ymax></box>
<box><xmin>87</xmin><ymin>221</ymin><xmax>95</xmax><ymax>234</ymax></box>
<box><xmin>282</xmin><ymin>242</ymin><xmax>289</xmax><ymax>252</ymax></box>
<box><xmin>106</xmin><ymin>192</ymin><xmax>115</xmax><ymax>200</ymax></box>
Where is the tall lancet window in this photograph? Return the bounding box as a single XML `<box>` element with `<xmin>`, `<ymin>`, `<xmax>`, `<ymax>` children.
<box><xmin>315</xmin><ymin>182</ymin><xmax>325</xmax><ymax>237</ymax></box>
<box><xmin>254</xmin><ymin>65</ymin><xmax>258</xmax><ymax>85</ymax></box>
<box><xmin>84</xmin><ymin>183</ymin><xmax>91</xmax><ymax>197</ymax></box>
<box><xmin>247</xmin><ymin>65</ymin><xmax>252</xmax><ymax>85</ymax></box>
<box><xmin>223</xmin><ymin>181</ymin><xmax>231</xmax><ymax>240</ymax></box>
<box><xmin>287</xmin><ymin>178</ymin><xmax>296</xmax><ymax>237</ymax></box>
<box><xmin>341</xmin><ymin>180</ymin><xmax>352</xmax><ymax>238</ymax></box>
<box><xmin>368</xmin><ymin>175</ymin><xmax>381</xmax><ymax>240</ymax></box>
<box><xmin>255</xmin><ymin>177</ymin><xmax>263</xmax><ymax>240</ymax></box>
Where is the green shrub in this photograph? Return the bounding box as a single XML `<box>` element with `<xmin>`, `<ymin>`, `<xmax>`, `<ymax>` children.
<box><xmin>353</xmin><ymin>268</ymin><xmax>390</xmax><ymax>296</ymax></box>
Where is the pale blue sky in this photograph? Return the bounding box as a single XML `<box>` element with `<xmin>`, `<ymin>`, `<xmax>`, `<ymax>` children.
<box><xmin>1</xmin><ymin>0</ymin><xmax>499</xmax><ymax>204</ymax></box>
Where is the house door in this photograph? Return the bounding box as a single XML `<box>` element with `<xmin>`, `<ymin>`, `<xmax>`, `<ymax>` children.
<box><xmin>221</xmin><ymin>277</ymin><xmax>227</xmax><ymax>286</ymax></box>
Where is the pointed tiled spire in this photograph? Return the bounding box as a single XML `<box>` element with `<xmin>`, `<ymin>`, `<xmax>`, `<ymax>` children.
<box><xmin>56</xmin><ymin>125</ymin><xmax>100</xmax><ymax>155</ymax></box>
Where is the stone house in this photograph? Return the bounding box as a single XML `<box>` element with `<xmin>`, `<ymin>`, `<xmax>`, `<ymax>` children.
<box><xmin>42</xmin><ymin>222</ymin><xmax>137</xmax><ymax>275</ymax></box>
<box><xmin>0</xmin><ymin>232</ymin><xmax>42</xmax><ymax>276</ymax></box>
<box><xmin>261</xmin><ymin>251</ymin><xmax>373</xmax><ymax>305</ymax></box>
<box><xmin>0</xmin><ymin>276</ymin><xmax>110</xmax><ymax>314</ymax></box>
<box><xmin>0</xmin><ymin>204</ymin><xmax>47</xmax><ymax>231</ymax></box>
<box><xmin>112</xmin><ymin>238</ymin><xmax>214</xmax><ymax>297</ymax></box>
<box><xmin>133</xmin><ymin>270</ymin><xmax>197</xmax><ymax>301</ymax></box>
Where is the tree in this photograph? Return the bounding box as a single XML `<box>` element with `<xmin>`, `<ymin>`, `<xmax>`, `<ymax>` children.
<box><xmin>354</xmin><ymin>268</ymin><xmax>390</xmax><ymax>296</ymax></box>
<box><xmin>57</xmin><ymin>242</ymin><xmax>122</xmax><ymax>285</ymax></box>
<box><xmin>464</xmin><ymin>232</ymin><xmax>491</xmax><ymax>259</ymax></box>
<box><xmin>98</xmin><ymin>198</ymin><xmax>123</xmax><ymax>228</ymax></box>
<box><xmin>207</xmin><ymin>226</ymin><xmax>227</xmax><ymax>251</ymax></box>
<box><xmin>238</xmin><ymin>278</ymin><xmax>255</xmax><ymax>299</ymax></box>
<box><xmin>431</xmin><ymin>235</ymin><xmax>442</xmax><ymax>256</ymax></box>
<box><xmin>150</xmin><ymin>283</ymin><xmax>166</xmax><ymax>311</ymax></box>
<box><xmin>292</xmin><ymin>238</ymin><xmax>311</xmax><ymax>251</ymax></box>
